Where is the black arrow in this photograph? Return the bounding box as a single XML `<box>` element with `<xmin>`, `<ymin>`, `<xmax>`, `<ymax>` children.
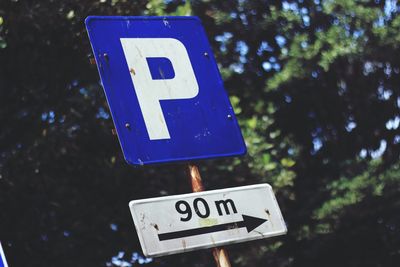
<box><xmin>158</xmin><ymin>215</ymin><xmax>267</xmax><ymax>241</ymax></box>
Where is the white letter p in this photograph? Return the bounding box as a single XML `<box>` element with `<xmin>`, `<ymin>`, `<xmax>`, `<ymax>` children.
<box><xmin>120</xmin><ymin>38</ymin><xmax>199</xmax><ymax>140</ymax></box>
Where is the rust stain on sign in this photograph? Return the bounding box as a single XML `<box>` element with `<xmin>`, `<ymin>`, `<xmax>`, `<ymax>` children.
<box><xmin>265</xmin><ymin>209</ymin><xmax>273</xmax><ymax>227</ymax></box>
<box><xmin>151</xmin><ymin>223</ymin><xmax>159</xmax><ymax>231</ymax></box>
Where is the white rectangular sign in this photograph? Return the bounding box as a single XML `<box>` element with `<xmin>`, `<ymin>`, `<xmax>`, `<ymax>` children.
<box><xmin>0</xmin><ymin>242</ymin><xmax>9</xmax><ymax>267</ymax></box>
<box><xmin>129</xmin><ymin>184</ymin><xmax>287</xmax><ymax>257</ymax></box>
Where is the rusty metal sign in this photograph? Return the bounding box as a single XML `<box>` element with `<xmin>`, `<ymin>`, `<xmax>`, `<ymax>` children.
<box><xmin>129</xmin><ymin>184</ymin><xmax>287</xmax><ymax>257</ymax></box>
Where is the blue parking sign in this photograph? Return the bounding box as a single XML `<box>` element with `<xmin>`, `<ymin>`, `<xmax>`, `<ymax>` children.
<box><xmin>0</xmin><ymin>242</ymin><xmax>8</xmax><ymax>267</ymax></box>
<box><xmin>85</xmin><ymin>16</ymin><xmax>246</xmax><ymax>165</ymax></box>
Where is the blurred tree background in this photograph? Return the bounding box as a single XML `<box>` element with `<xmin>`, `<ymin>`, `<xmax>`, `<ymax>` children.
<box><xmin>0</xmin><ymin>0</ymin><xmax>400</xmax><ymax>266</ymax></box>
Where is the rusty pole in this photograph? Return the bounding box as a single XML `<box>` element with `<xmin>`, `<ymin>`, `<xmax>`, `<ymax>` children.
<box><xmin>187</xmin><ymin>164</ymin><xmax>232</xmax><ymax>267</ymax></box>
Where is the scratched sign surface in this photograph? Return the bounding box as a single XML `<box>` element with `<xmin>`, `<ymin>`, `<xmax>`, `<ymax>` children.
<box><xmin>85</xmin><ymin>16</ymin><xmax>246</xmax><ymax>165</ymax></box>
<box><xmin>129</xmin><ymin>184</ymin><xmax>287</xmax><ymax>257</ymax></box>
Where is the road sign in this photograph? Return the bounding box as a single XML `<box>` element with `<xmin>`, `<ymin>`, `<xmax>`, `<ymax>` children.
<box><xmin>0</xmin><ymin>242</ymin><xmax>8</xmax><ymax>267</ymax></box>
<box><xmin>129</xmin><ymin>184</ymin><xmax>287</xmax><ymax>257</ymax></box>
<box><xmin>85</xmin><ymin>16</ymin><xmax>246</xmax><ymax>165</ymax></box>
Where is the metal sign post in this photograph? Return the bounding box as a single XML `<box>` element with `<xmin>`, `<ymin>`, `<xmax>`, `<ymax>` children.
<box><xmin>187</xmin><ymin>164</ymin><xmax>231</xmax><ymax>267</ymax></box>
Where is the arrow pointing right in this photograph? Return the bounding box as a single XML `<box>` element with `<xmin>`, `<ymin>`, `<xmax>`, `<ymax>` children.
<box><xmin>241</xmin><ymin>214</ymin><xmax>268</xmax><ymax>232</ymax></box>
<box><xmin>158</xmin><ymin>215</ymin><xmax>267</xmax><ymax>241</ymax></box>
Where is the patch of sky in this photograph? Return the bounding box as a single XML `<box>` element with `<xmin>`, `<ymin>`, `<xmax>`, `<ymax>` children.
<box><xmin>275</xmin><ymin>35</ymin><xmax>286</xmax><ymax>47</ymax></box>
<box><xmin>384</xmin><ymin>0</ymin><xmax>398</xmax><ymax>18</ymax></box>
<box><xmin>215</xmin><ymin>32</ymin><xmax>233</xmax><ymax>42</ymax></box>
<box><xmin>312</xmin><ymin>71</ymin><xmax>318</xmax><ymax>78</ymax></box>
<box><xmin>67</xmin><ymin>79</ymin><xmax>79</xmax><ymax>90</ymax></box>
<box><xmin>237</xmin><ymin>0</ymin><xmax>245</xmax><ymax>8</ymax></box>
<box><xmin>215</xmin><ymin>32</ymin><xmax>233</xmax><ymax>53</ymax></box>
<box><xmin>359</xmin><ymin>148</ymin><xmax>367</xmax><ymax>158</ymax></box>
<box><xmin>333</xmin><ymin>18</ymin><xmax>339</xmax><ymax>26</ymax></box>
<box><xmin>345</xmin><ymin>121</ymin><xmax>357</xmax><ymax>132</ymax></box>
<box><xmin>337</xmin><ymin>80</ymin><xmax>347</xmax><ymax>96</ymax></box>
<box><xmin>236</xmin><ymin>41</ymin><xmax>248</xmax><ymax>56</ymax></box>
<box><xmin>312</xmin><ymin>127</ymin><xmax>323</xmax><ymax>137</ymax></box>
<box><xmin>272</xmin><ymin>63</ymin><xmax>281</xmax><ymax>71</ymax></box>
<box><xmin>312</xmin><ymin>137</ymin><xmax>323</xmax><ymax>154</ymax></box>
<box><xmin>373</xmin><ymin>16</ymin><xmax>385</xmax><ymax>28</ymax></box>
<box><xmin>107</xmin><ymin>251</ymin><xmax>152</xmax><ymax>267</ymax></box>
<box><xmin>282</xmin><ymin>1</ymin><xmax>299</xmax><ymax>12</ymax></box>
<box><xmin>41</xmin><ymin>112</ymin><xmax>48</xmax><ymax>121</ymax></box>
<box><xmin>41</xmin><ymin>111</ymin><xmax>55</xmax><ymax>123</ymax></box>
<box><xmin>230</xmin><ymin>63</ymin><xmax>244</xmax><ymax>74</ymax></box>
<box><xmin>96</xmin><ymin>107</ymin><xmax>110</xmax><ymax>120</ymax></box>
<box><xmin>262</xmin><ymin>61</ymin><xmax>280</xmax><ymax>72</ymax></box>
<box><xmin>262</xmin><ymin>62</ymin><xmax>272</xmax><ymax>71</ymax></box>
<box><xmin>300</xmin><ymin>7</ymin><xmax>308</xmax><ymax>15</ymax></box>
<box><xmin>371</xmin><ymin>139</ymin><xmax>387</xmax><ymax>159</ymax></box>
<box><xmin>377</xmin><ymin>85</ymin><xmax>392</xmax><ymax>100</ymax></box>
<box><xmin>239</xmin><ymin>13</ymin><xmax>248</xmax><ymax>25</ymax></box>
<box><xmin>132</xmin><ymin>253</ymin><xmax>153</xmax><ymax>265</ymax></box>
<box><xmin>363</xmin><ymin>61</ymin><xmax>374</xmax><ymax>76</ymax></box>
<box><xmin>353</xmin><ymin>29</ymin><xmax>364</xmax><ymax>38</ymax></box>
<box><xmin>386</xmin><ymin>116</ymin><xmax>400</xmax><ymax>130</ymax></box>
<box><xmin>79</xmin><ymin>87</ymin><xmax>89</xmax><ymax>97</ymax></box>
<box><xmin>384</xmin><ymin>63</ymin><xmax>392</xmax><ymax>77</ymax></box>
<box><xmin>230</xmin><ymin>12</ymin><xmax>238</xmax><ymax>19</ymax></box>
<box><xmin>110</xmin><ymin>223</ymin><xmax>118</xmax><ymax>232</ymax></box>
<box><xmin>257</xmin><ymin>41</ymin><xmax>274</xmax><ymax>55</ymax></box>
<box><xmin>303</xmin><ymin>15</ymin><xmax>310</xmax><ymax>27</ymax></box>
<box><xmin>59</xmin><ymin>115</ymin><xmax>65</xmax><ymax>123</ymax></box>
<box><xmin>67</xmin><ymin>124</ymin><xmax>80</xmax><ymax>137</ymax></box>
<box><xmin>50</xmin><ymin>113</ymin><xmax>57</xmax><ymax>124</ymax></box>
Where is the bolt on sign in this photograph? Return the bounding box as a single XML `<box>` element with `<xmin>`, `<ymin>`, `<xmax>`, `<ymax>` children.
<box><xmin>129</xmin><ymin>184</ymin><xmax>287</xmax><ymax>257</ymax></box>
<box><xmin>0</xmin><ymin>242</ymin><xmax>9</xmax><ymax>267</ymax></box>
<box><xmin>85</xmin><ymin>16</ymin><xmax>246</xmax><ymax>165</ymax></box>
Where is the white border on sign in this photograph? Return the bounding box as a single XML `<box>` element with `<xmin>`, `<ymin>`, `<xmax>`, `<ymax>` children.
<box><xmin>0</xmin><ymin>242</ymin><xmax>9</xmax><ymax>267</ymax></box>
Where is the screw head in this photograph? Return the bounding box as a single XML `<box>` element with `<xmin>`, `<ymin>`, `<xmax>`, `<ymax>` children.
<box><xmin>103</xmin><ymin>53</ymin><xmax>109</xmax><ymax>61</ymax></box>
<box><xmin>204</xmin><ymin>52</ymin><xmax>209</xmax><ymax>57</ymax></box>
<box><xmin>125</xmin><ymin>123</ymin><xmax>131</xmax><ymax>129</ymax></box>
<box><xmin>227</xmin><ymin>114</ymin><xmax>233</xmax><ymax>119</ymax></box>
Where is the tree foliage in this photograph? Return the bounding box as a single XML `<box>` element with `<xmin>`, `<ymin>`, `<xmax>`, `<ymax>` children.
<box><xmin>0</xmin><ymin>0</ymin><xmax>399</xmax><ymax>266</ymax></box>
